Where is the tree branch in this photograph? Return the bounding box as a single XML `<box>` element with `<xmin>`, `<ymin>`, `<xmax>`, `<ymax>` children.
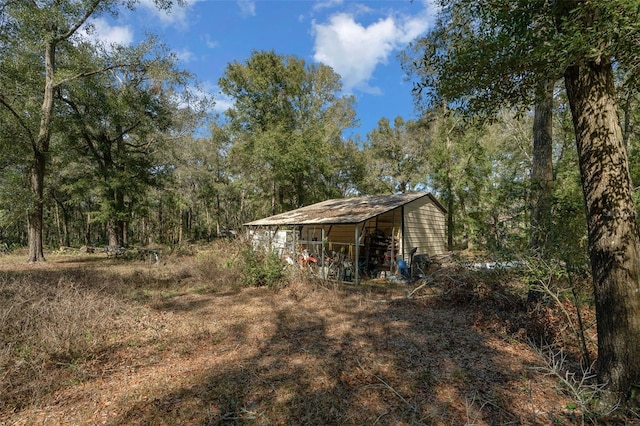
<box><xmin>0</xmin><ymin>93</ymin><xmax>36</xmax><ymax>148</ymax></box>
<box><xmin>54</xmin><ymin>63</ymin><xmax>137</xmax><ymax>89</ymax></box>
<box><xmin>56</xmin><ymin>0</ymin><xmax>104</xmax><ymax>43</ymax></box>
<box><xmin>115</xmin><ymin>121</ymin><xmax>142</xmax><ymax>141</ymax></box>
<box><xmin>57</xmin><ymin>94</ymin><xmax>105</xmax><ymax>168</ymax></box>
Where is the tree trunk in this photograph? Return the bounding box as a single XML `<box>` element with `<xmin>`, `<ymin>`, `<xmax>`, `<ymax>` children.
<box><xmin>27</xmin><ymin>151</ymin><xmax>46</xmax><ymax>262</ymax></box>
<box><xmin>529</xmin><ymin>79</ymin><xmax>554</xmax><ymax>253</ymax></box>
<box><xmin>564</xmin><ymin>59</ymin><xmax>640</xmax><ymax>400</ymax></box>
<box><xmin>446</xmin><ymin>182</ymin><xmax>454</xmax><ymax>251</ymax></box>
<box><xmin>106</xmin><ymin>221</ymin><xmax>119</xmax><ymax>247</ymax></box>
<box><xmin>27</xmin><ymin>40</ymin><xmax>56</xmax><ymax>263</ymax></box>
<box><xmin>52</xmin><ymin>198</ymin><xmax>70</xmax><ymax>248</ymax></box>
<box><xmin>105</xmin><ymin>188</ymin><xmax>123</xmax><ymax>247</ymax></box>
<box><xmin>121</xmin><ymin>220</ymin><xmax>128</xmax><ymax>247</ymax></box>
<box><xmin>115</xmin><ymin>190</ymin><xmax>125</xmax><ymax>246</ymax></box>
<box><xmin>60</xmin><ymin>201</ymin><xmax>70</xmax><ymax>247</ymax></box>
<box><xmin>621</xmin><ymin>91</ymin><xmax>632</xmax><ymax>149</ymax></box>
<box><xmin>271</xmin><ymin>180</ymin><xmax>277</xmax><ymax>216</ymax></box>
<box><xmin>445</xmin><ymin>124</ymin><xmax>454</xmax><ymax>251</ymax></box>
<box><xmin>85</xmin><ymin>211</ymin><xmax>91</xmax><ymax>246</ymax></box>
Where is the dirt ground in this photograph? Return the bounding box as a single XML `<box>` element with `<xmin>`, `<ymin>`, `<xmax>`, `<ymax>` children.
<box><xmin>0</xmin><ymin>251</ymin><xmax>619</xmax><ymax>425</ymax></box>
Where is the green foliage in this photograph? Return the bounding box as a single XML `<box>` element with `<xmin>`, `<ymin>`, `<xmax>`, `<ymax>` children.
<box><xmin>240</xmin><ymin>244</ymin><xmax>286</xmax><ymax>289</ymax></box>
<box><xmin>219</xmin><ymin>50</ymin><xmax>357</xmax><ymax>215</ymax></box>
<box><xmin>405</xmin><ymin>0</ymin><xmax>640</xmax><ymax>116</ymax></box>
<box><xmin>408</xmin><ymin>0</ymin><xmax>640</xmax><ymax>397</ymax></box>
<box><xmin>49</xmin><ymin>38</ymin><xmax>204</xmax><ymax>246</ymax></box>
<box><xmin>547</xmin><ymin>141</ymin><xmax>589</xmax><ymax>267</ymax></box>
<box><xmin>169</xmin><ymin>121</ymin><xmax>241</xmax><ymax>236</ymax></box>
<box><xmin>0</xmin><ymin>0</ymin><xmax>200</xmax><ymax>256</ymax></box>
<box><xmin>362</xmin><ymin>116</ymin><xmax>427</xmax><ymax>194</ymax></box>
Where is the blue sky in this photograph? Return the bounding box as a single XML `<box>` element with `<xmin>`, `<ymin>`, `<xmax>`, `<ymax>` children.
<box><xmin>86</xmin><ymin>0</ymin><xmax>437</xmax><ymax>138</ymax></box>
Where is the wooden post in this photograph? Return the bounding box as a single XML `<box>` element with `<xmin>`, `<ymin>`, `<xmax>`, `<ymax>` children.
<box><xmin>391</xmin><ymin>225</ymin><xmax>396</xmax><ymax>275</ymax></box>
<box><xmin>292</xmin><ymin>226</ymin><xmax>297</xmax><ymax>258</ymax></box>
<box><xmin>321</xmin><ymin>227</ymin><xmax>326</xmax><ymax>280</ymax></box>
<box><xmin>355</xmin><ymin>224</ymin><xmax>360</xmax><ymax>285</ymax></box>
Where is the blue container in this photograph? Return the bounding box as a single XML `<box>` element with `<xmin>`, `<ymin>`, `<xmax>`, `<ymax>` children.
<box><xmin>398</xmin><ymin>261</ymin><xmax>408</xmax><ymax>278</ymax></box>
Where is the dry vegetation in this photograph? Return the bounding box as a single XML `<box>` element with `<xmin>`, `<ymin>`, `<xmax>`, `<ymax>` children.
<box><xmin>0</xmin><ymin>242</ymin><xmax>635</xmax><ymax>425</ymax></box>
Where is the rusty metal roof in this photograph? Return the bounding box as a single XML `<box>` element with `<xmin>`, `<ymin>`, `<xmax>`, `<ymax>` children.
<box><xmin>244</xmin><ymin>193</ymin><xmax>443</xmax><ymax>226</ymax></box>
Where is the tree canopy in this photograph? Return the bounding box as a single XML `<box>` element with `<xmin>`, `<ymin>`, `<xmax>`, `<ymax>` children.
<box><xmin>219</xmin><ymin>50</ymin><xmax>357</xmax><ymax>215</ymax></box>
<box><xmin>0</xmin><ymin>0</ymin><xmax>187</xmax><ymax>261</ymax></box>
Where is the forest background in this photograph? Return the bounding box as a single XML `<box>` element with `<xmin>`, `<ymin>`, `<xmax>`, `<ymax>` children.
<box><xmin>5</xmin><ymin>2</ymin><xmax>635</xmax><ymax>264</ymax></box>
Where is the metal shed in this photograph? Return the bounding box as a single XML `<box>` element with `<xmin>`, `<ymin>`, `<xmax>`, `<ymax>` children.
<box><xmin>244</xmin><ymin>192</ymin><xmax>447</xmax><ymax>283</ymax></box>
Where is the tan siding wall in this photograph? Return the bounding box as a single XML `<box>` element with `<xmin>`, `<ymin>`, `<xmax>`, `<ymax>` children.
<box><xmin>324</xmin><ymin>224</ymin><xmax>355</xmax><ymax>245</ymax></box>
<box><xmin>403</xmin><ymin>196</ymin><xmax>447</xmax><ymax>258</ymax></box>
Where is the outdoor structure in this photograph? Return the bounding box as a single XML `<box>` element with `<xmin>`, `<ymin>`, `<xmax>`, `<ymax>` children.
<box><xmin>244</xmin><ymin>192</ymin><xmax>447</xmax><ymax>283</ymax></box>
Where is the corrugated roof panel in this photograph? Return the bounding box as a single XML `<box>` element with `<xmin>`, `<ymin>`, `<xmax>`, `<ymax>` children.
<box><xmin>244</xmin><ymin>193</ymin><xmax>439</xmax><ymax>226</ymax></box>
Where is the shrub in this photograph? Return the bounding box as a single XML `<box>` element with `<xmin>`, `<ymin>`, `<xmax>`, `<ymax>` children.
<box><xmin>0</xmin><ymin>272</ymin><xmax>130</xmax><ymax>408</ymax></box>
<box><xmin>240</xmin><ymin>244</ymin><xmax>286</xmax><ymax>289</ymax></box>
<box><xmin>192</xmin><ymin>244</ymin><xmax>244</xmax><ymax>291</ymax></box>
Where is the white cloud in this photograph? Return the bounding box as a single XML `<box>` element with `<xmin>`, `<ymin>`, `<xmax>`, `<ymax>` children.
<box><xmin>138</xmin><ymin>0</ymin><xmax>194</xmax><ymax>28</ymax></box>
<box><xmin>312</xmin><ymin>0</ymin><xmax>344</xmax><ymax>12</ymax></box>
<box><xmin>175</xmin><ymin>48</ymin><xmax>196</xmax><ymax>63</ymax></box>
<box><xmin>82</xmin><ymin>18</ymin><xmax>134</xmax><ymax>46</ymax></box>
<box><xmin>213</xmin><ymin>90</ymin><xmax>235</xmax><ymax>114</ymax></box>
<box><xmin>312</xmin><ymin>4</ymin><xmax>434</xmax><ymax>94</ymax></box>
<box><xmin>203</xmin><ymin>34</ymin><xmax>219</xmax><ymax>49</ymax></box>
<box><xmin>237</xmin><ymin>0</ymin><xmax>256</xmax><ymax>17</ymax></box>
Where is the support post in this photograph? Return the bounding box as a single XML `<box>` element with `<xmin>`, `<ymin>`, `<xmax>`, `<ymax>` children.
<box><xmin>355</xmin><ymin>224</ymin><xmax>360</xmax><ymax>285</ymax></box>
<box><xmin>391</xmin><ymin>225</ymin><xmax>396</xmax><ymax>275</ymax></box>
<box><xmin>321</xmin><ymin>227</ymin><xmax>326</xmax><ymax>280</ymax></box>
<box><xmin>292</xmin><ymin>226</ymin><xmax>297</xmax><ymax>259</ymax></box>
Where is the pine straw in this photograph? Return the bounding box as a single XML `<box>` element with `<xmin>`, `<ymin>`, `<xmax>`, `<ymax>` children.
<box><xmin>0</xmin><ymin>250</ymin><xmax>599</xmax><ymax>425</ymax></box>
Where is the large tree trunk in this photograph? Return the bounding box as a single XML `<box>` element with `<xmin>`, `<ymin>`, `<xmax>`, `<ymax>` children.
<box><xmin>27</xmin><ymin>151</ymin><xmax>46</xmax><ymax>262</ymax></box>
<box><xmin>27</xmin><ymin>41</ymin><xmax>55</xmax><ymax>263</ymax></box>
<box><xmin>105</xmin><ymin>187</ymin><xmax>123</xmax><ymax>247</ymax></box>
<box><xmin>529</xmin><ymin>79</ymin><xmax>554</xmax><ymax>253</ymax></box>
<box><xmin>564</xmin><ymin>59</ymin><xmax>640</xmax><ymax>400</ymax></box>
<box><xmin>527</xmin><ymin>80</ymin><xmax>555</xmax><ymax>305</ymax></box>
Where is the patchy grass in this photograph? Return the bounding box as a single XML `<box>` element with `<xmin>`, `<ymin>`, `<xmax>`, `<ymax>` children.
<box><xmin>0</xmin><ymin>244</ymin><xmax>633</xmax><ymax>424</ymax></box>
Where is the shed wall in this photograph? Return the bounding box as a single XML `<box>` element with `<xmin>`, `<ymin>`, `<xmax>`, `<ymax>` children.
<box><xmin>403</xmin><ymin>196</ymin><xmax>447</xmax><ymax>258</ymax></box>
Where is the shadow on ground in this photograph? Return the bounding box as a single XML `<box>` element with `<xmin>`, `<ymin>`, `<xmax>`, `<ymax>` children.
<box><xmin>107</xmin><ymin>288</ymin><xmax>563</xmax><ymax>425</ymax></box>
<box><xmin>1</xmin><ymin>256</ymin><xmax>574</xmax><ymax>425</ymax></box>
